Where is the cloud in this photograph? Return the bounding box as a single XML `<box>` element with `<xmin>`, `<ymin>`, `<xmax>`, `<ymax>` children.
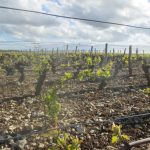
<box><xmin>0</xmin><ymin>0</ymin><xmax>150</xmax><ymax>51</ymax></box>
<box><xmin>0</xmin><ymin>0</ymin><xmax>61</xmax><ymax>26</ymax></box>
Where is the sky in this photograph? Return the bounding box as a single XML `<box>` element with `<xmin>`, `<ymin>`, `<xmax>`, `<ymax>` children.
<box><xmin>0</xmin><ymin>0</ymin><xmax>150</xmax><ymax>53</ymax></box>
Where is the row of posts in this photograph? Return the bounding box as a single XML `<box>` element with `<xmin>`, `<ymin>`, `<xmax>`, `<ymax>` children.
<box><xmin>49</xmin><ymin>43</ymin><xmax>144</xmax><ymax>56</ymax></box>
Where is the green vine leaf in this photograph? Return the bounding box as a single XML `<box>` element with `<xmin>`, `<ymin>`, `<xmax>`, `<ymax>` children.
<box><xmin>112</xmin><ymin>135</ymin><xmax>119</xmax><ymax>144</ymax></box>
<box><xmin>121</xmin><ymin>134</ymin><xmax>130</xmax><ymax>141</ymax></box>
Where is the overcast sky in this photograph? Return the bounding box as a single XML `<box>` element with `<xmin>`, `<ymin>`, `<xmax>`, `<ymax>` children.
<box><xmin>0</xmin><ymin>0</ymin><xmax>150</xmax><ymax>52</ymax></box>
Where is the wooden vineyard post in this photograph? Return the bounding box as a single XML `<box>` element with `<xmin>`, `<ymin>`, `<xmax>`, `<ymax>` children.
<box><xmin>124</xmin><ymin>48</ymin><xmax>126</xmax><ymax>55</ymax></box>
<box><xmin>113</xmin><ymin>48</ymin><xmax>115</xmax><ymax>59</ymax></box>
<box><xmin>91</xmin><ymin>45</ymin><xmax>93</xmax><ymax>54</ymax></box>
<box><xmin>136</xmin><ymin>48</ymin><xmax>139</xmax><ymax>58</ymax></box>
<box><xmin>128</xmin><ymin>45</ymin><xmax>132</xmax><ymax>76</ymax></box>
<box><xmin>57</xmin><ymin>48</ymin><xmax>59</xmax><ymax>64</ymax></box>
<box><xmin>105</xmin><ymin>43</ymin><xmax>108</xmax><ymax>57</ymax></box>
<box><xmin>142</xmin><ymin>58</ymin><xmax>150</xmax><ymax>87</ymax></box>
<box><xmin>75</xmin><ymin>46</ymin><xmax>78</xmax><ymax>54</ymax></box>
<box><xmin>143</xmin><ymin>50</ymin><xmax>145</xmax><ymax>58</ymax></box>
